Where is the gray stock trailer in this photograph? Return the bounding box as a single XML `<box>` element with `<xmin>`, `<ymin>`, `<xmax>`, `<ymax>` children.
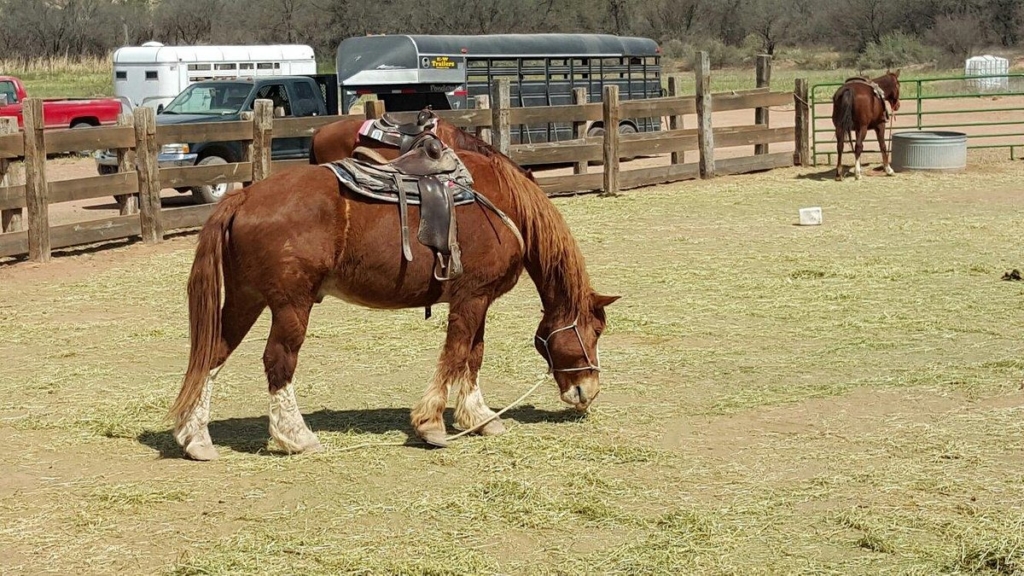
<box><xmin>335</xmin><ymin>33</ymin><xmax>663</xmax><ymax>145</ymax></box>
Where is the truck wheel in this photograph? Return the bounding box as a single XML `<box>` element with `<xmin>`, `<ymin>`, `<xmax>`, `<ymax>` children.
<box><xmin>190</xmin><ymin>155</ymin><xmax>233</xmax><ymax>204</ymax></box>
<box><xmin>98</xmin><ymin>164</ymin><xmax>137</xmax><ymax>209</ymax></box>
<box><xmin>70</xmin><ymin>121</ymin><xmax>96</xmax><ymax>158</ymax></box>
<box><xmin>619</xmin><ymin>122</ymin><xmax>639</xmax><ymax>161</ymax></box>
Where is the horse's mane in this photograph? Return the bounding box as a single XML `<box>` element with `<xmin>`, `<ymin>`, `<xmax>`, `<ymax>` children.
<box><xmin>441</xmin><ymin>121</ymin><xmax>538</xmax><ymax>182</ymax></box>
<box><xmin>488</xmin><ymin>154</ymin><xmax>590</xmax><ymax>315</ymax></box>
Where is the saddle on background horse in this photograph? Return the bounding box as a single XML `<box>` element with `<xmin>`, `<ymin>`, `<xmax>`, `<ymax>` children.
<box><xmin>358</xmin><ymin>108</ymin><xmax>439</xmax><ymax>154</ymax></box>
<box><xmin>844</xmin><ymin>77</ymin><xmax>893</xmax><ymax>120</ymax></box>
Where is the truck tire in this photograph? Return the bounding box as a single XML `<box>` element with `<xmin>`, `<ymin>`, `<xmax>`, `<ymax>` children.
<box><xmin>98</xmin><ymin>164</ymin><xmax>139</xmax><ymax>209</ymax></box>
<box><xmin>191</xmin><ymin>155</ymin><xmax>233</xmax><ymax>204</ymax></box>
<box><xmin>70</xmin><ymin>121</ymin><xmax>97</xmax><ymax>158</ymax></box>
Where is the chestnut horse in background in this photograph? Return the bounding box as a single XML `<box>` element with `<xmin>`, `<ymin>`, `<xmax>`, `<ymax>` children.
<box><xmin>831</xmin><ymin>70</ymin><xmax>902</xmax><ymax>181</ymax></box>
<box><xmin>309</xmin><ymin>111</ymin><xmax>536</xmax><ymax>181</ymax></box>
<box><xmin>168</xmin><ymin>148</ymin><xmax>618</xmax><ymax>461</ymax></box>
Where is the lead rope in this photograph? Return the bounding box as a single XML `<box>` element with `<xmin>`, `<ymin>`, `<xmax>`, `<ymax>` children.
<box><xmin>331</xmin><ymin>373</ymin><xmax>548</xmax><ymax>453</ymax></box>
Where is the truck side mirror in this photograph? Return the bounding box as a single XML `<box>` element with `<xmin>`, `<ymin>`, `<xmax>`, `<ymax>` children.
<box><xmin>0</xmin><ymin>95</ymin><xmax>8</xmax><ymax>106</ymax></box>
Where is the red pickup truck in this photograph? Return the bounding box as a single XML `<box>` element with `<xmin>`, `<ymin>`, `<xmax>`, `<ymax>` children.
<box><xmin>0</xmin><ymin>75</ymin><xmax>126</xmax><ymax>130</ymax></box>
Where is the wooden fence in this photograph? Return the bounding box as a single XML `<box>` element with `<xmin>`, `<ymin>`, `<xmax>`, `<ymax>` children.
<box><xmin>0</xmin><ymin>52</ymin><xmax>812</xmax><ymax>263</ymax></box>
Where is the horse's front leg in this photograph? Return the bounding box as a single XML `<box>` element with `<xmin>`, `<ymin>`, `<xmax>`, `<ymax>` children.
<box><xmin>876</xmin><ymin>125</ymin><xmax>895</xmax><ymax>176</ymax></box>
<box><xmin>411</xmin><ymin>296</ymin><xmax>490</xmax><ymax>447</ymax></box>
<box><xmin>453</xmin><ymin>317</ymin><xmax>505</xmax><ymax>437</ymax></box>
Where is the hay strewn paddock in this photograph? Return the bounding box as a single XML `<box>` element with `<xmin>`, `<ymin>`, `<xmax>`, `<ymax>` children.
<box><xmin>1</xmin><ymin>160</ymin><xmax>1022</xmax><ymax>575</ymax></box>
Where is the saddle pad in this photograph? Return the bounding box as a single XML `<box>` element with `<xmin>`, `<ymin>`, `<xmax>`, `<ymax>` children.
<box><xmin>324</xmin><ymin>162</ymin><xmax>477</xmax><ymax>206</ymax></box>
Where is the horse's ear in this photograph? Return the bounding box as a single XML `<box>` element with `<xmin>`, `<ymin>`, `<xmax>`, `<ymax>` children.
<box><xmin>893</xmin><ymin>69</ymin><xmax>900</xmax><ymax>78</ymax></box>
<box><xmin>592</xmin><ymin>293</ymin><xmax>621</xmax><ymax>309</ymax></box>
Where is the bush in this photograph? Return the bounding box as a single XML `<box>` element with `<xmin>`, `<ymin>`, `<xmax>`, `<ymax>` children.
<box><xmin>857</xmin><ymin>32</ymin><xmax>937</xmax><ymax>69</ymax></box>
<box><xmin>669</xmin><ymin>37</ymin><xmax>750</xmax><ymax>70</ymax></box>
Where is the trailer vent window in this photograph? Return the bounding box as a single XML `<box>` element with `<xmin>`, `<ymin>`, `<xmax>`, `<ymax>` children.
<box><xmin>115</xmin><ymin>71</ymin><xmax>127</xmax><ymax>81</ymax></box>
<box><xmin>215</xmin><ymin>63</ymin><xmax>237</xmax><ymax>70</ymax></box>
<box><xmin>257</xmin><ymin>63</ymin><xmax>274</xmax><ymax>70</ymax></box>
<box><xmin>240</xmin><ymin>63</ymin><xmax>254</xmax><ymax>70</ymax></box>
<box><xmin>188</xmin><ymin>64</ymin><xmax>212</xmax><ymax>71</ymax></box>
<box><xmin>145</xmin><ymin>71</ymin><xmax>158</xmax><ymax>80</ymax></box>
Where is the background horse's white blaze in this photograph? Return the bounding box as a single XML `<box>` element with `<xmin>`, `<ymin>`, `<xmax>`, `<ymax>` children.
<box><xmin>268</xmin><ymin>382</ymin><xmax>321</xmax><ymax>454</ymax></box>
<box><xmin>453</xmin><ymin>377</ymin><xmax>505</xmax><ymax>435</ymax></box>
<box><xmin>173</xmin><ymin>367</ymin><xmax>221</xmax><ymax>461</ymax></box>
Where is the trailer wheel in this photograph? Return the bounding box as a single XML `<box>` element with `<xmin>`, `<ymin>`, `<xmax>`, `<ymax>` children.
<box><xmin>191</xmin><ymin>155</ymin><xmax>234</xmax><ymax>204</ymax></box>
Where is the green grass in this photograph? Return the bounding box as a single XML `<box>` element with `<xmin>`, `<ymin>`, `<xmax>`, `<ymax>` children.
<box><xmin>0</xmin><ymin>156</ymin><xmax>1023</xmax><ymax>574</ymax></box>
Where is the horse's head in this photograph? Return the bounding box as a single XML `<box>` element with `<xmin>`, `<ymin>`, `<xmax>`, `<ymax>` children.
<box><xmin>883</xmin><ymin>69</ymin><xmax>902</xmax><ymax>111</ymax></box>
<box><xmin>534</xmin><ymin>291</ymin><xmax>620</xmax><ymax>411</ymax></box>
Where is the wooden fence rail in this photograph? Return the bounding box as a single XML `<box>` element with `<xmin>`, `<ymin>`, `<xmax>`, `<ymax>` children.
<box><xmin>0</xmin><ymin>52</ymin><xmax>812</xmax><ymax>262</ymax></box>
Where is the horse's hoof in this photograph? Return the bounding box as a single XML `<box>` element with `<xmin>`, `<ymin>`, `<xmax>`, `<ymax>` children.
<box><xmin>184</xmin><ymin>441</ymin><xmax>220</xmax><ymax>461</ymax></box>
<box><xmin>420</xmin><ymin>429</ymin><xmax>449</xmax><ymax>448</ymax></box>
<box><xmin>479</xmin><ymin>418</ymin><xmax>506</xmax><ymax>436</ymax></box>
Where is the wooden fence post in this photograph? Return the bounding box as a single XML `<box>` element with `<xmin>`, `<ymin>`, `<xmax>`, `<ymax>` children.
<box><xmin>491</xmin><ymin>78</ymin><xmax>511</xmax><ymax>156</ymax></box>
<box><xmin>474</xmin><ymin>95</ymin><xmax>491</xmax><ymax>144</ymax></box>
<box><xmin>251</xmin><ymin>99</ymin><xmax>273</xmax><ymax>182</ymax></box>
<box><xmin>794</xmin><ymin>78</ymin><xmax>811</xmax><ymax>166</ymax></box>
<box><xmin>365</xmin><ymin>99</ymin><xmax>385</xmax><ymax>120</ymax></box>
<box><xmin>23</xmin><ymin>98</ymin><xmax>50</xmax><ymax>262</ymax></box>
<box><xmin>667</xmin><ymin>75</ymin><xmax>684</xmax><ymax>165</ymax></box>
<box><xmin>0</xmin><ymin>117</ymin><xmax>22</xmax><ymax>232</ymax></box>
<box><xmin>572</xmin><ymin>87</ymin><xmax>588</xmax><ymax>175</ymax></box>
<box><xmin>755</xmin><ymin>54</ymin><xmax>772</xmax><ymax>155</ymax></box>
<box><xmin>116</xmin><ymin>113</ymin><xmax>138</xmax><ymax>216</ymax></box>
<box><xmin>601</xmin><ymin>84</ymin><xmax>620</xmax><ymax>197</ymax></box>
<box><xmin>134</xmin><ymin>106</ymin><xmax>163</xmax><ymax>243</ymax></box>
<box><xmin>695</xmin><ymin>51</ymin><xmax>715</xmax><ymax>179</ymax></box>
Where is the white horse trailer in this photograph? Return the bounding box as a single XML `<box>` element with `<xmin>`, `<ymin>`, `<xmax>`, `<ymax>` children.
<box><xmin>112</xmin><ymin>42</ymin><xmax>317</xmax><ymax>111</ymax></box>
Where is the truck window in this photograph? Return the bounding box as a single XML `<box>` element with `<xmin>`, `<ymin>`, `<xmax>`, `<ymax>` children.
<box><xmin>0</xmin><ymin>80</ymin><xmax>17</xmax><ymax>104</ymax></box>
<box><xmin>163</xmin><ymin>82</ymin><xmax>251</xmax><ymax>115</ymax></box>
<box><xmin>291</xmin><ymin>82</ymin><xmax>320</xmax><ymax>117</ymax></box>
<box><xmin>255</xmin><ymin>84</ymin><xmax>290</xmax><ymax>116</ymax></box>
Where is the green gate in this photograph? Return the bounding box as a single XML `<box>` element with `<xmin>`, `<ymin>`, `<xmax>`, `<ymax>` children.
<box><xmin>810</xmin><ymin>73</ymin><xmax>1024</xmax><ymax>166</ymax></box>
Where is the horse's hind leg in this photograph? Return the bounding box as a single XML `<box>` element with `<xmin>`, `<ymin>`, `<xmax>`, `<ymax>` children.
<box><xmin>854</xmin><ymin>126</ymin><xmax>868</xmax><ymax>180</ymax></box>
<box><xmin>876</xmin><ymin>125</ymin><xmax>895</xmax><ymax>176</ymax></box>
<box><xmin>412</xmin><ymin>296</ymin><xmax>489</xmax><ymax>447</ymax></box>
<box><xmin>834</xmin><ymin>127</ymin><xmax>846</xmax><ymax>181</ymax></box>
<box><xmin>264</xmin><ymin>300</ymin><xmax>321</xmax><ymax>454</ymax></box>
<box><xmin>453</xmin><ymin>318</ymin><xmax>505</xmax><ymax>436</ymax></box>
<box><xmin>175</xmin><ymin>284</ymin><xmax>266</xmax><ymax>461</ymax></box>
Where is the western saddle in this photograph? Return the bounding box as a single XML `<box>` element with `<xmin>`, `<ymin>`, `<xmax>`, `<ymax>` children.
<box><xmin>357</xmin><ymin>108</ymin><xmax>440</xmax><ymax>154</ymax></box>
<box><xmin>844</xmin><ymin>77</ymin><xmax>893</xmax><ymax>120</ymax></box>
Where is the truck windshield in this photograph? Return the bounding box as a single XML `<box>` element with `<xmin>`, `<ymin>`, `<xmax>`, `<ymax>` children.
<box><xmin>162</xmin><ymin>82</ymin><xmax>251</xmax><ymax>115</ymax></box>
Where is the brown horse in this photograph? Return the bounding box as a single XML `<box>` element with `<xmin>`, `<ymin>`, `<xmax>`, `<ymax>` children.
<box><xmin>167</xmin><ymin>148</ymin><xmax>618</xmax><ymax>461</ymax></box>
<box><xmin>831</xmin><ymin>70</ymin><xmax>901</xmax><ymax>181</ymax></box>
<box><xmin>308</xmin><ymin>112</ymin><xmax>537</xmax><ymax>182</ymax></box>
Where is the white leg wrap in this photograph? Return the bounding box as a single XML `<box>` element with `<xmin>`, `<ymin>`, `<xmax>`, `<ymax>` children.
<box><xmin>268</xmin><ymin>383</ymin><xmax>321</xmax><ymax>454</ymax></box>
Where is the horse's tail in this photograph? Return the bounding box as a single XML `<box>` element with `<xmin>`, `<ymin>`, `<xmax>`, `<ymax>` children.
<box><xmin>836</xmin><ymin>87</ymin><xmax>855</xmax><ymax>143</ymax></box>
<box><xmin>167</xmin><ymin>191</ymin><xmax>247</xmax><ymax>426</ymax></box>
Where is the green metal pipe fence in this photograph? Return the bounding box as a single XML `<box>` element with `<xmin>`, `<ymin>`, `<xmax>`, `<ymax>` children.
<box><xmin>811</xmin><ymin>73</ymin><xmax>1024</xmax><ymax>165</ymax></box>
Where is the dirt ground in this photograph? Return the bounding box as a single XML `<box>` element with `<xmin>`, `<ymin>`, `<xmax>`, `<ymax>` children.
<box><xmin>1</xmin><ymin>151</ymin><xmax>1022</xmax><ymax>574</ymax></box>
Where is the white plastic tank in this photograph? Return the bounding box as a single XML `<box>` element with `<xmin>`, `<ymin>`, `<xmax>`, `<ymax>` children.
<box><xmin>965</xmin><ymin>55</ymin><xmax>1009</xmax><ymax>91</ymax></box>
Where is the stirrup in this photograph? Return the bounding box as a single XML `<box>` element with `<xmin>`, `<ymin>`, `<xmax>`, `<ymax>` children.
<box><xmin>433</xmin><ymin>245</ymin><xmax>463</xmax><ymax>282</ymax></box>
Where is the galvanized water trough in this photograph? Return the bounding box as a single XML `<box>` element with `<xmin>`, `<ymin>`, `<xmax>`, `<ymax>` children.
<box><xmin>891</xmin><ymin>131</ymin><xmax>968</xmax><ymax>172</ymax></box>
